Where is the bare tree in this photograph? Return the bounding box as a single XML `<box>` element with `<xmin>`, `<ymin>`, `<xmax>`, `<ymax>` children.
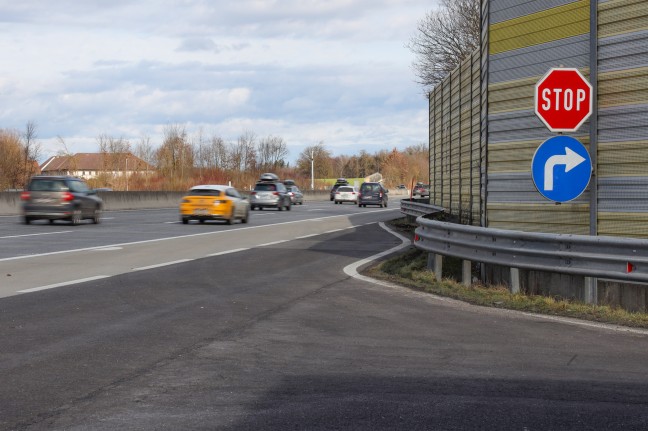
<box><xmin>408</xmin><ymin>0</ymin><xmax>480</xmax><ymax>92</ymax></box>
<box><xmin>257</xmin><ymin>135</ymin><xmax>288</xmax><ymax>172</ymax></box>
<box><xmin>22</xmin><ymin>121</ymin><xmax>41</xmax><ymax>186</ymax></box>
<box><xmin>0</xmin><ymin>129</ymin><xmax>24</xmax><ymax>190</ymax></box>
<box><xmin>296</xmin><ymin>142</ymin><xmax>332</xmax><ymax>180</ymax></box>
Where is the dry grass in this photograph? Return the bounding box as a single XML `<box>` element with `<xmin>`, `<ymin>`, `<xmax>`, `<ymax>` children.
<box><xmin>365</xmin><ymin>221</ymin><xmax>648</xmax><ymax>329</ymax></box>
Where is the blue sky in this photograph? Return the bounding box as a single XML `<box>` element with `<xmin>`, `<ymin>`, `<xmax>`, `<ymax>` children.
<box><xmin>0</xmin><ymin>0</ymin><xmax>436</xmax><ymax>163</ymax></box>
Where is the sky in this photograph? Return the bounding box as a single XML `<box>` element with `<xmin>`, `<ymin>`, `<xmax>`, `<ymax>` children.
<box><xmin>0</xmin><ymin>0</ymin><xmax>436</xmax><ymax>163</ymax></box>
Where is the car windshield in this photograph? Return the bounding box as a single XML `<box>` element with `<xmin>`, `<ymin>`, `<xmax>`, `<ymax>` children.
<box><xmin>287</xmin><ymin>186</ymin><xmax>299</xmax><ymax>192</ymax></box>
<box><xmin>255</xmin><ymin>184</ymin><xmax>277</xmax><ymax>191</ymax></box>
<box><xmin>188</xmin><ymin>189</ymin><xmax>221</xmax><ymax>197</ymax></box>
<box><xmin>338</xmin><ymin>187</ymin><xmax>354</xmax><ymax>192</ymax></box>
<box><xmin>29</xmin><ymin>180</ymin><xmax>66</xmax><ymax>192</ymax></box>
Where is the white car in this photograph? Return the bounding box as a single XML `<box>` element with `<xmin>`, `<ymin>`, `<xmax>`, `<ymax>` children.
<box><xmin>334</xmin><ymin>186</ymin><xmax>358</xmax><ymax>204</ymax></box>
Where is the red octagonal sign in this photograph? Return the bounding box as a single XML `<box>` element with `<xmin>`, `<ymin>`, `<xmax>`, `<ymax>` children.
<box><xmin>535</xmin><ymin>68</ymin><xmax>592</xmax><ymax>133</ymax></box>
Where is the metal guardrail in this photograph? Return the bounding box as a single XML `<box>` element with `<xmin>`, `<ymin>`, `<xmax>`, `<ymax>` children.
<box><xmin>414</xmin><ymin>218</ymin><xmax>648</xmax><ymax>283</ymax></box>
<box><xmin>400</xmin><ymin>200</ymin><xmax>444</xmax><ymax>218</ymax></box>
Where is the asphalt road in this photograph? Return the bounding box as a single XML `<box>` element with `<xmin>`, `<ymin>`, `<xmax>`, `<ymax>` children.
<box><xmin>2</xmin><ymin>201</ymin><xmax>648</xmax><ymax>430</ymax></box>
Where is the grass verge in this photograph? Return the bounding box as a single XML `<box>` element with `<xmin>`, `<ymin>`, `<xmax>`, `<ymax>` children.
<box><xmin>362</xmin><ymin>218</ymin><xmax>648</xmax><ymax>329</ymax></box>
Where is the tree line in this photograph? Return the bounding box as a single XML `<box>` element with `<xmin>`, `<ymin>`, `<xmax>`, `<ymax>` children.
<box><xmin>0</xmin><ymin>122</ymin><xmax>428</xmax><ymax>192</ymax></box>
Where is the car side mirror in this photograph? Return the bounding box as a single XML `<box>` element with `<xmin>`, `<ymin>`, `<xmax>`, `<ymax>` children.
<box><xmin>87</xmin><ymin>190</ymin><xmax>97</xmax><ymax>195</ymax></box>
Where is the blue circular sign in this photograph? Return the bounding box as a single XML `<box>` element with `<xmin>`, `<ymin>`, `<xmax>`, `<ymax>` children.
<box><xmin>531</xmin><ymin>136</ymin><xmax>592</xmax><ymax>203</ymax></box>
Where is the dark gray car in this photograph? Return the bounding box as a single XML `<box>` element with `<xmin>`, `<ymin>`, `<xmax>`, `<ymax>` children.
<box><xmin>358</xmin><ymin>182</ymin><xmax>389</xmax><ymax>208</ymax></box>
<box><xmin>21</xmin><ymin>175</ymin><xmax>103</xmax><ymax>225</ymax></box>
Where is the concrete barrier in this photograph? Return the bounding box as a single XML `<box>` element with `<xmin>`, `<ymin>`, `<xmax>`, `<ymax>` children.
<box><xmin>0</xmin><ymin>190</ymin><xmax>335</xmax><ymax>216</ymax></box>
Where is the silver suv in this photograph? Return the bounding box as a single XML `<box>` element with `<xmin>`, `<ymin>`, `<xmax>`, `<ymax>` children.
<box><xmin>21</xmin><ymin>176</ymin><xmax>103</xmax><ymax>225</ymax></box>
<box><xmin>250</xmin><ymin>173</ymin><xmax>292</xmax><ymax>211</ymax></box>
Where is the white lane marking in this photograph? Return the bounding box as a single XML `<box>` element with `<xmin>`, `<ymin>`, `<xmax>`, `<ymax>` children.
<box><xmin>0</xmin><ymin>209</ymin><xmax>399</xmax><ymax>263</ymax></box>
<box><xmin>344</xmin><ymin>222</ymin><xmax>411</xmax><ymax>281</ymax></box>
<box><xmin>308</xmin><ymin>209</ymin><xmax>325</xmax><ymax>211</ymax></box>
<box><xmin>132</xmin><ymin>259</ymin><xmax>193</xmax><ymax>271</ymax></box>
<box><xmin>164</xmin><ymin>221</ymin><xmax>179</xmax><ymax>224</ymax></box>
<box><xmin>258</xmin><ymin>240</ymin><xmax>290</xmax><ymax>247</ymax></box>
<box><xmin>295</xmin><ymin>234</ymin><xmax>320</xmax><ymax>239</ymax></box>
<box><xmin>101</xmin><ymin>217</ymin><xmax>115</xmax><ymax>220</ymax></box>
<box><xmin>92</xmin><ymin>247</ymin><xmax>123</xmax><ymax>251</ymax></box>
<box><xmin>206</xmin><ymin>248</ymin><xmax>249</xmax><ymax>257</ymax></box>
<box><xmin>325</xmin><ymin>229</ymin><xmax>343</xmax><ymax>233</ymax></box>
<box><xmin>18</xmin><ymin>276</ymin><xmax>110</xmax><ymax>293</ymax></box>
<box><xmin>0</xmin><ymin>231</ymin><xmax>73</xmax><ymax>239</ymax></box>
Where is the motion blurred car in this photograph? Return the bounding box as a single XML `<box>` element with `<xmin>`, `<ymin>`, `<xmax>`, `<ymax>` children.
<box><xmin>286</xmin><ymin>185</ymin><xmax>304</xmax><ymax>205</ymax></box>
<box><xmin>250</xmin><ymin>173</ymin><xmax>292</xmax><ymax>211</ymax></box>
<box><xmin>21</xmin><ymin>175</ymin><xmax>103</xmax><ymax>225</ymax></box>
<box><xmin>358</xmin><ymin>182</ymin><xmax>389</xmax><ymax>208</ymax></box>
<box><xmin>334</xmin><ymin>186</ymin><xmax>358</xmax><ymax>204</ymax></box>
<box><xmin>180</xmin><ymin>185</ymin><xmax>250</xmax><ymax>225</ymax></box>
<box><xmin>329</xmin><ymin>178</ymin><xmax>349</xmax><ymax>201</ymax></box>
<box><xmin>412</xmin><ymin>183</ymin><xmax>430</xmax><ymax>197</ymax></box>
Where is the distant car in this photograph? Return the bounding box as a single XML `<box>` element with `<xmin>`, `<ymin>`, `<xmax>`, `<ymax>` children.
<box><xmin>334</xmin><ymin>186</ymin><xmax>358</xmax><ymax>204</ymax></box>
<box><xmin>397</xmin><ymin>184</ymin><xmax>407</xmax><ymax>190</ymax></box>
<box><xmin>21</xmin><ymin>175</ymin><xmax>103</xmax><ymax>225</ymax></box>
<box><xmin>180</xmin><ymin>185</ymin><xmax>250</xmax><ymax>225</ymax></box>
<box><xmin>250</xmin><ymin>173</ymin><xmax>292</xmax><ymax>211</ymax></box>
<box><xmin>286</xmin><ymin>185</ymin><xmax>304</xmax><ymax>205</ymax></box>
<box><xmin>358</xmin><ymin>182</ymin><xmax>389</xmax><ymax>208</ymax></box>
<box><xmin>413</xmin><ymin>183</ymin><xmax>430</xmax><ymax>197</ymax></box>
<box><xmin>329</xmin><ymin>178</ymin><xmax>350</xmax><ymax>201</ymax></box>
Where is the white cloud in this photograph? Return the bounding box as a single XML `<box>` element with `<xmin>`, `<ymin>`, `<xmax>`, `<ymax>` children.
<box><xmin>0</xmin><ymin>0</ymin><xmax>437</xmax><ymax>162</ymax></box>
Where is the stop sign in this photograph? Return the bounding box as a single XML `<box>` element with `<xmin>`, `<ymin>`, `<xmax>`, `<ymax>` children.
<box><xmin>535</xmin><ymin>68</ymin><xmax>592</xmax><ymax>132</ymax></box>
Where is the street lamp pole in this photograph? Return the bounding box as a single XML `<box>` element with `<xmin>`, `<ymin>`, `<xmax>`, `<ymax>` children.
<box><xmin>310</xmin><ymin>148</ymin><xmax>314</xmax><ymax>190</ymax></box>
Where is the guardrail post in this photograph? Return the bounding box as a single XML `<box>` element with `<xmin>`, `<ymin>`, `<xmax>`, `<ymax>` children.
<box><xmin>584</xmin><ymin>277</ymin><xmax>598</xmax><ymax>304</ymax></box>
<box><xmin>462</xmin><ymin>260</ymin><xmax>471</xmax><ymax>286</ymax></box>
<box><xmin>510</xmin><ymin>268</ymin><xmax>520</xmax><ymax>294</ymax></box>
<box><xmin>427</xmin><ymin>253</ymin><xmax>443</xmax><ymax>282</ymax></box>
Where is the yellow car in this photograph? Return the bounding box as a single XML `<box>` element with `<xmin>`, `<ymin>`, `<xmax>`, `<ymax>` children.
<box><xmin>180</xmin><ymin>185</ymin><xmax>250</xmax><ymax>225</ymax></box>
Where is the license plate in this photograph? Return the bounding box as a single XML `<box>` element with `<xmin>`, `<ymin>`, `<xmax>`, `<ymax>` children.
<box><xmin>193</xmin><ymin>209</ymin><xmax>209</xmax><ymax>215</ymax></box>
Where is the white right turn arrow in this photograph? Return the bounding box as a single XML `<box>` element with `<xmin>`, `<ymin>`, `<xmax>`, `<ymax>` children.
<box><xmin>544</xmin><ymin>147</ymin><xmax>586</xmax><ymax>191</ymax></box>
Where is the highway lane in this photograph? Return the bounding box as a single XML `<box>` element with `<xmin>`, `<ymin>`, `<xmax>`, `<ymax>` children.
<box><xmin>0</xmin><ymin>201</ymin><xmax>402</xmax><ymax>297</ymax></box>
<box><xmin>0</xmin><ymin>200</ymin><xmax>396</xmax><ymax>260</ymax></box>
<box><xmin>2</xmin><ymin>221</ymin><xmax>648</xmax><ymax>430</ymax></box>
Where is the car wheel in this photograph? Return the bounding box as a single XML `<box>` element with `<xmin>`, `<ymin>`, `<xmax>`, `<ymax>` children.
<box><xmin>49</xmin><ymin>219</ymin><xmax>55</xmax><ymax>224</ymax></box>
<box><xmin>23</xmin><ymin>216</ymin><xmax>32</xmax><ymax>225</ymax></box>
<box><xmin>199</xmin><ymin>219</ymin><xmax>205</xmax><ymax>224</ymax></box>
<box><xmin>242</xmin><ymin>208</ymin><xmax>249</xmax><ymax>224</ymax></box>
<box><xmin>181</xmin><ymin>217</ymin><xmax>189</xmax><ymax>224</ymax></box>
<box><xmin>92</xmin><ymin>207</ymin><xmax>102</xmax><ymax>224</ymax></box>
<box><xmin>259</xmin><ymin>207</ymin><xmax>263</xmax><ymax>211</ymax></box>
<box><xmin>226</xmin><ymin>209</ymin><xmax>234</xmax><ymax>224</ymax></box>
<box><xmin>70</xmin><ymin>208</ymin><xmax>82</xmax><ymax>226</ymax></box>
<box><xmin>278</xmin><ymin>204</ymin><xmax>283</xmax><ymax>211</ymax></box>
<box><xmin>384</xmin><ymin>201</ymin><xmax>388</xmax><ymax>208</ymax></box>
<box><xmin>286</xmin><ymin>201</ymin><xmax>291</xmax><ymax>211</ymax></box>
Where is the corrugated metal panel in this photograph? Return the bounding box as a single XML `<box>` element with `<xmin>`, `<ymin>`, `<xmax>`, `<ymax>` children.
<box><xmin>490</xmin><ymin>110</ymin><xmax>589</xmax><ymax>144</ymax></box>
<box><xmin>598</xmin><ymin>104</ymin><xmax>648</xmax><ymax>142</ymax></box>
<box><xmin>490</xmin><ymin>0</ymin><xmax>589</xmax><ymax>55</ymax></box>
<box><xmin>429</xmin><ymin>49</ymin><xmax>482</xmax><ymax>225</ymax></box>
<box><xmin>595</xmin><ymin>0</ymin><xmax>648</xmax><ymax>238</ymax></box>
<box><xmin>598</xmin><ymin>67</ymin><xmax>648</xmax><ymax>108</ymax></box>
<box><xmin>490</xmin><ymin>35</ymin><xmax>589</xmax><ymax>83</ymax></box>
<box><xmin>599</xmin><ymin>30</ymin><xmax>648</xmax><ymax>72</ymax></box>
<box><xmin>491</xmin><ymin>0</ymin><xmax>578</xmax><ymax>25</ymax></box>
<box><xmin>487</xmin><ymin>203</ymin><xmax>590</xmax><ymax>234</ymax></box>
<box><xmin>486</xmin><ymin>0</ymin><xmax>592</xmax><ymax>234</ymax></box>
<box><xmin>599</xmin><ymin>212</ymin><xmax>648</xmax><ymax>238</ymax></box>
<box><xmin>599</xmin><ymin>0</ymin><xmax>648</xmax><ymax>38</ymax></box>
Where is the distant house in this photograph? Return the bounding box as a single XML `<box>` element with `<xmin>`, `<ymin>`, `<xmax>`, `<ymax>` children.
<box><xmin>40</xmin><ymin>153</ymin><xmax>154</xmax><ymax>180</ymax></box>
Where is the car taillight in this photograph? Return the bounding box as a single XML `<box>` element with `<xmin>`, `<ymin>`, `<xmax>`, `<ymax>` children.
<box><xmin>289</xmin><ymin>192</ymin><xmax>294</xmax><ymax>196</ymax></box>
<box><xmin>20</xmin><ymin>192</ymin><xmax>30</xmax><ymax>201</ymax></box>
<box><xmin>335</xmin><ymin>192</ymin><xmax>340</xmax><ymax>195</ymax></box>
<box><xmin>351</xmin><ymin>192</ymin><xmax>356</xmax><ymax>195</ymax></box>
<box><xmin>62</xmin><ymin>192</ymin><xmax>74</xmax><ymax>202</ymax></box>
<box><xmin>273</xmin><ymin>192</ymin><xmax>279</xmax><ymax>196</ymax></box>
<box><xmin>251</xmin><ymin>191</ymin><xmax>257</xmax><ymax>195</ymax></box>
